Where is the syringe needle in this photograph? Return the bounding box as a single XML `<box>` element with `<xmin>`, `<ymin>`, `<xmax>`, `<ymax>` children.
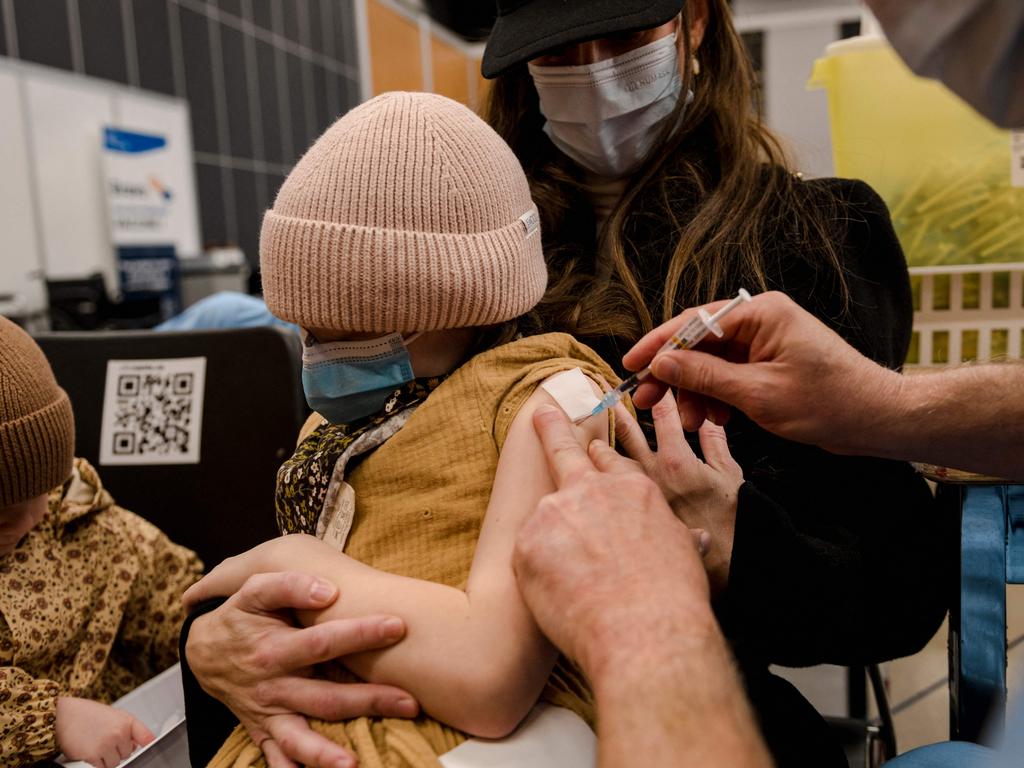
<box><xmin>576</xmin><ymin>288</ymin><xmax>752</xmax><ymax>423</ymax></box>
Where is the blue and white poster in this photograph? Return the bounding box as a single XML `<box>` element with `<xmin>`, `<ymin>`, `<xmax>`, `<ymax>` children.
<box><xmin>102</xmin><ymin>126</ymin><xmax>188</xmax><ymax>247</ymax></box>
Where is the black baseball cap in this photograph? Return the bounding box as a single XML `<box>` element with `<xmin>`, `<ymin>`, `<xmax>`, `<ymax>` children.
<box><xmin>481</xmin><ymin>0</ymin><xmax>686</xmax><ymax>78</ymax></box>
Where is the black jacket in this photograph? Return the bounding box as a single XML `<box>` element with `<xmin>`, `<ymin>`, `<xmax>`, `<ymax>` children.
<box><xmin>575</xmin><ymin>174</ymin><xmax>951</xmax><ymax>766</ymax></box>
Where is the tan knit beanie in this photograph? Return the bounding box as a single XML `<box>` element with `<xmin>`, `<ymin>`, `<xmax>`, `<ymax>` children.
<box><xmin>0</xmin><ymin>317</ymin><xmax>75</xmax><ymax>507</ymax></box>
<box><xmin>260</xmin><ymin>91</ymin><xmax>547</xmax><ymax>332</ymax></box>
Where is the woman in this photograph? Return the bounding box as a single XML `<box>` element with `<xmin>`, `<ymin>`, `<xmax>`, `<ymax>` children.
<box><xmin>481</xmin><ymin>0</ymin><xmax>948</xmax><ymax>765</ymax></box>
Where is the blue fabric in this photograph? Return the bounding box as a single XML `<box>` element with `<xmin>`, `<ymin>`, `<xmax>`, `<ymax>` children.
<box><xmin>956</xmin><ymin>485</ymin><xmax>1009</xmax><ymax>740</ymax></box>
<box><xmin>155</xmin><ymin>292</ymin><xmax>299</xmax><ymax>335</ymax></box>
<box><xmin>1006</xmin><ymin>485</ymin><xmax>1024</xmax><ymax>583</ymax></box>
<box><xmin>885</xmin><ymin>742</ymin><xmax>995</xmax><ymax>768</ymax></box>
<box><xmin>301</xmin><ymin>333</ymin><xmax>416</xmax><ymax>424</ymax></box>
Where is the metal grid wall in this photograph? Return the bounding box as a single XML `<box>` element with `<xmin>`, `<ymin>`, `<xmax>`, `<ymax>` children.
<box><xmin>0</xmin><ymin>0</ymin><xmax>361</xmax><ymax>285</ymax></box>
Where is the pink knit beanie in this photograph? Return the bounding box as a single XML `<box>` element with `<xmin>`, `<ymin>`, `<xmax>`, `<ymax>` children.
<box><xmin>260</xmin><ymin>91</ymin><xmax>547</xmax><ymax>332</ymax></box>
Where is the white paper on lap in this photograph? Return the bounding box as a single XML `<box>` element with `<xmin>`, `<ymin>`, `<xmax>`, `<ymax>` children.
<box><xmin>439</xmin><ymin>704</ymin><xmax>596</xmax><ymax>768</ymax></box>
<box><xmin>59</xmin><ymin>663</ymin><xmax>186</xmax><ymax>768</ymax></box>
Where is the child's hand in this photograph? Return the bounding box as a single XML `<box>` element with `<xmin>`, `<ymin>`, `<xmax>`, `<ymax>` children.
<box><xmin>55</xmin><ymin>696</ymin><xmax>155</xmax><ymax>768</ymax></box>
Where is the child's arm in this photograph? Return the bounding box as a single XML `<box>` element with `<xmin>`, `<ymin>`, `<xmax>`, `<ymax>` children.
<box><xmin>114</xmin><ymin>510</ymin><xmax>204</xmax><ymax>675</ymax></box>
<box><xmin>185</xmin><ymin>381</ymin><xmax>608</xmax><ymax>738</ymax></box>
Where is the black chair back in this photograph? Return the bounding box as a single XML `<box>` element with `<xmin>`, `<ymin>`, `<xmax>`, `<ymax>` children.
<box><xmin>35</xmin><ymin>327</ymin><xmax>304</xmax><ymax>568</ymax></box>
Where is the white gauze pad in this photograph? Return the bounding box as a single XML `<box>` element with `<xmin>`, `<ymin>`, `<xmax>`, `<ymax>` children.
<box><xmin>540</xmin><ymin>368</ymin><xmax>601</xmax><ymax>423</ymax></box>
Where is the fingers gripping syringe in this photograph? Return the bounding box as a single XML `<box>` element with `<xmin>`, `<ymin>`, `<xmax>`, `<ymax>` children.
<box><xmin>578</xmin><ymin>288</ymin><xmax>753</xmax><ymax>423</ymax></box>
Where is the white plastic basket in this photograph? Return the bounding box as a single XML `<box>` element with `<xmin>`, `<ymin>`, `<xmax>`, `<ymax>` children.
<box><xmin>907</xmin><ymin>262</ymin><xmax>1024</xmax><ymax>366</ymax></box>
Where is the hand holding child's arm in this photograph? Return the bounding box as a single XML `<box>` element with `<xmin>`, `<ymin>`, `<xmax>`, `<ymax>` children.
<box><xmin>183</xmin><ymin>573</ymin><xmax>415</xmax><ymax>768</ymax></box>
<box><xmin>56</xmin><ymin>697</ymin><xmax>154</xmax><ymax>768</ymax></box>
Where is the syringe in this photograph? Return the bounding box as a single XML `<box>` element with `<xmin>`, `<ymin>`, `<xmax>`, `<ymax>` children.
<box><xmin>578</xmin><ymin>288</ymin><xmax>753</xmax><ymax>423</ymax></box>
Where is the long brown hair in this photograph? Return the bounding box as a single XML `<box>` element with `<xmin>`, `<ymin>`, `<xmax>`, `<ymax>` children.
<box><xmin>484</xmin><ymin>0</ymin><xmax>848</xmax><ymax>343</ymax></box>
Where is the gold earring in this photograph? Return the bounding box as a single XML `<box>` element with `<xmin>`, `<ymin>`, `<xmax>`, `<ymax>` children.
<box><xmin>691</xmin><ymin>56</ymin><xmax>701</xmax><ymax>76</ymax></box>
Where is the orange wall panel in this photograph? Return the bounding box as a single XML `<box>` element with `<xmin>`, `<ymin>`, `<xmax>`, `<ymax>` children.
<box><xmin>368</xmin><ymin>0</ymin><xmax>422</xmax><ymax>95</ymax></box>
<box><xmin>431</xmin><ymin>37</ymin><xmax>469</xmax><ymax>106</ymax></box>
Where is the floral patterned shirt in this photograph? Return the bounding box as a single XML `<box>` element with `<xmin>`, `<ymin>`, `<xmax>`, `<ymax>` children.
<box><xmin>276</xmin><ymin>377</ymin><xmax>445</xmax><ymax>535</ymax></box>
<box><xmin>0</xmin><ymin>458</ymin><xmax>203</xmax><ymax>766</ymax></box>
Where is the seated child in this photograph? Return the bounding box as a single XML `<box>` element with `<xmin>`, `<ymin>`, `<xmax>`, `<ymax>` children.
<box><xmin>188</xmin><ymin>91</ymin><xmax>621</xmax><ymax>767</ymax></box>
<box><xmin>0</xmin><ymin>317</ymin><xmax>204</xmax><ymax>767</ymax></box>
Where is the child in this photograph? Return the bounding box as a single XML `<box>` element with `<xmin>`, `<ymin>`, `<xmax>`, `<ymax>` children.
<box><xmin>188</xmin><ymin>91</ymin><xmax>623</xmax><ymax>767</ymax></box>
<box><xmin>0</xmin><ymin>317</ymin><xmax>204</xmax><ymax>767</ymax></box>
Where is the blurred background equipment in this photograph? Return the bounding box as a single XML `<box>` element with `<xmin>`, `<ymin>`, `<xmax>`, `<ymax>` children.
<box><xmin>811</xmin><ymin>35</ymin><xmax>1024</xmax><ymax>268</ymax></box>
<box><xmin>46</xmin><ymin>272</ymin><xmax>165</xmax><ymax>331</ymax></box>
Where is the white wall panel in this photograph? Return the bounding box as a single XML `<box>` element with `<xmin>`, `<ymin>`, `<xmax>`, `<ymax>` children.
<box><xmin>24</xmin><ymin>72</ymin><xmax>116</xmax><ymax>289</ymax></box>
<box><xmin>1</xmin><ymin>60</ymin><xmax>200</xmax><ymax>302</ymax></box>
<box><xmin>765</xmin><ymin>22</ymin><xmax>839</xmax><ymax>178</ymax></box>
<box><xmin>0</xmin><ymin>69</ymin><xmax>45</xmax><ymax>314</ymax></box>
<box><xmin>114</xmin><ymin>94</ymin><xmax>202</xmax><ymax>258</ymax></box>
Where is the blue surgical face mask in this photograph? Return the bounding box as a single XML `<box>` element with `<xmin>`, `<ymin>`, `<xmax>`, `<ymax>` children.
<box><xmin>301</xmin><ymin>332</ymin><xmax>420</xmax><ymax>425</ymax></box>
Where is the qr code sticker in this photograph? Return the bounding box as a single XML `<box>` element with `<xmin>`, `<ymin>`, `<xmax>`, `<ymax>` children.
<box><xmin>99</xmin><ymin>357</ymin><xmax>207</xmax><ymax>465</ymax></box>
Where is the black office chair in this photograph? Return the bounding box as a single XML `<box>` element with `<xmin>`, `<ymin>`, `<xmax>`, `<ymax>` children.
<box><xmin>35</xmin><ymin>327</ymin><xmax>305</xmax><ymax>568</ymax></box>
<box><xmin>826</xmin><ymin>664</ymin><xmax>898</xmax><ymax>767</ymax></box>
<box><xmin>46</xmin><ymin>273</ymin><xmax>165</xmax><ymax>331</ymax></box>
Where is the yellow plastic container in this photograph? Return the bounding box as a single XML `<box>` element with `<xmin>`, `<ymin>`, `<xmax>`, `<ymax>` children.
<box><xmin>809</xmin><ymin>37</ymin><xmax>1024</xmax><ymax>266</ymax></box>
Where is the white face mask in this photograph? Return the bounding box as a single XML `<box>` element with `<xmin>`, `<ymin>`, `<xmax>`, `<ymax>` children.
<box><xmin>869</xmin><ymin>0</ymin><xmax>1024</xmax><ymax>128</ymax></box>
<box><xmin>528</xmin><ymin>33</ymin><xmax>689</xmax><ymax>178</ymax></box>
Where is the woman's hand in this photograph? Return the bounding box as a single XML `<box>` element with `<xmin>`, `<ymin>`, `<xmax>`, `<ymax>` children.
<box><xmin>610</xmin><ymin>394</ymin><xmax>743</xmax><ymax>595</ymax></box>
<box><xmin>183</xmin><ymin>534</ymin><xmax>330</xmax><ymax>609</ymax></box>
<box><xmin>183</xmin><ymin>569</ymin><xmax>419</xmax><ymax>768</ymax></box>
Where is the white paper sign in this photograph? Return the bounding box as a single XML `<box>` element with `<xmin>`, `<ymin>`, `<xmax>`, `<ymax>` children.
<box><xmin>99</xmin><ymin>357</ymin><xmax>206</xmax><ymax>465</ymax></box>
<box><xmin>1013</xmin><ymin>131</ymin><xmax>1024</xmax><ymax>188</ymax></box>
